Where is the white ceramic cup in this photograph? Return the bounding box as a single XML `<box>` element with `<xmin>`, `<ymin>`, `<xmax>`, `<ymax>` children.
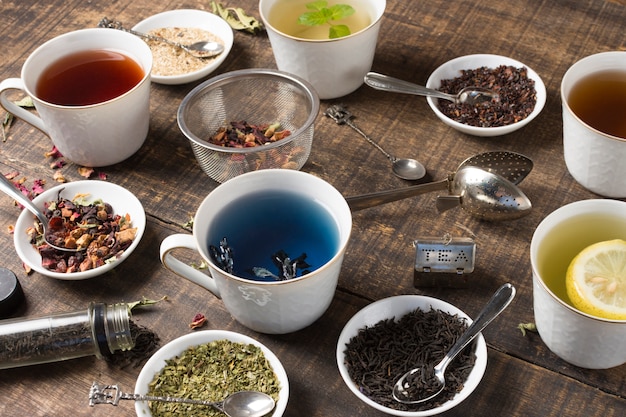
<box><xmin>561</xmin><ymin>51</ymin><xmax>626</xmax><ymax>197</ymax></box>
<box><xmin>160</xmin><ymin>169</ymin><xmax>352</xmax><ymax>334</ymax></box>
<box><xmin>530</xmin><ymin>199</ymin><xmax>626</xmax><ymax>369</ymax></box>
<box><xmin>0</xmin><ymin>28</ymin><xmax>152</xmax><ymax>167</ymax></box>
<box><xmin>259</xmin><ymin>0</ymin><xmax>385</xmax><ymax>99</ymax></box>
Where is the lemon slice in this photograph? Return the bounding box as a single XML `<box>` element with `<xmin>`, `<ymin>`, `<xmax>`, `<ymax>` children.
<box><xmin>566</xmin><ymin>239</ymin><xmax>626</xmax><ymax>320</ymax></box>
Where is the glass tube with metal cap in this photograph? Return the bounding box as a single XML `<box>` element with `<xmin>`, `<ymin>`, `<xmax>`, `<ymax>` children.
<box><xmin>0</xmin><ymin>302</ymin><xmax>134</xmax><ymax>369</ymax></box>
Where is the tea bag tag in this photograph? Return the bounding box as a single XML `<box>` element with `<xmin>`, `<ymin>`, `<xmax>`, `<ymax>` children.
<box><xmin>413</xmin><ymin>235</ymin><xmax>476</xmax><ymax>288</ymax></box>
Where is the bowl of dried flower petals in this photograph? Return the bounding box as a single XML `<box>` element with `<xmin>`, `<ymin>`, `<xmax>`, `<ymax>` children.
<box><xmin>336</xmin><ymin>294</ymin><xmax>488</xmax><ymax>416</ymax></box>
<box><xmin>132</xmin><ymin>9</ymin><xmax>234</xmax><ymax>85</ymax></box>
<box><xmin>425</xmin><ymin>54</ymin><xmax>546</xmax><ymax>137</ymax></box>
<box><xmin>13</xmin><ymin>180</ymin><xmax>146</xmax><ymax>280</ymax></box>
<box><xmin>177</xmin><ymin>68</ymin><xmax>320</xmax><ymax>183</ymax></box>
<box><xmin>134</xmin><ymin>329</ymin><xmax>289</xmax><ymax>417</ymax></box>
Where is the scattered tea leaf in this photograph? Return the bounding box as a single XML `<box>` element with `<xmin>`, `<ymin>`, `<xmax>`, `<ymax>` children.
<box><xmin>211</xmin><ymin>1</ymin><xmax>263</xmax><ymax>34</ymax></box>
<box><xmin>517</xmin><ymin>322</ymin><xmax>537</xmax><ymax>336</ymax></box>
<box><xmin>127</xmin><ymin>296</ymin><xmax>168</xmax><ymax>312</ymax></box>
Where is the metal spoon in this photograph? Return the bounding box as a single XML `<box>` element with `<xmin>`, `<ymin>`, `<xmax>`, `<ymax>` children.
<box><xmin>89</xmin><ymin>383</ymin><xmax>276</xmax><ymax>417</ymax></box>
<box><xmin>325</xmin><ymin>104</ymin><xmax>426</xmax><ymax>180</ymax></box>
<box><xmin>393</xmin><ymin>283</ymin><xmax>516</xmax><ymax>404</ymax></box>
<box><xmin>365</xmin><ymin>72</ymin><xmax>499</xmax><ymax>105</ymax></box>
<box><xmin>0</xmin><ymin>174</ymin><xmax>78</xmax><ymax>252</ymax></box>
<box><xmin>98</xmin><ymin>18</ymin><xmax>225</xmax><ymax>59</ymax></box>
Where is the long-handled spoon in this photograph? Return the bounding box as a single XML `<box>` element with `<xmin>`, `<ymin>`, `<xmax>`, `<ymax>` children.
<box><xmin>365</xmin><ymin>72</ymin><xmax>499</xmax><ymax>105</ymax></box>
<box><xmin>89</xmin><ymin>382</ymin><xmax>276</xmax><ymax>417</ymax></box>
<box><xmin>393</xmin><ymin>283</ymin><xmax>516</xmax><ymax>404</ymax></box>
<box><xmin>325</xmin><ymin>104</ymin><xmax>426</xmax><ymax>180</ymax></box>
<box><xmin>98</xmin><ymin>18</ymin><xmax>225</xmax><ymax>59</ymax></box>
<box><xmin>0</xmin><ymin>174</ymin><xmax>78</xmax><ymax>252</ymax></box>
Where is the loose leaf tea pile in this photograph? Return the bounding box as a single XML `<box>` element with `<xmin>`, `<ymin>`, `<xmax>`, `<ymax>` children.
<box><xmin>437</xmin><ymin>65</ymin><xmax>537</xmax><ymax>127</ymax></box>
<box><xmin>343</xmin><ymin>307</ymin><xmax>476</xmax><ymax>411</ymax></box>
<box><xmin>148</xmin><ymin>340</ymin><xmax>280</xmax><ymax>417</ymax></box>
<box><xmin>207</xmin><ymin>120</ymin><xmax>291</xmax><ymax>148</ymax></box>
<box><xmin>27</xmin><ymin>192</ymin><xmax>137</xmax><ymax>273</ymax></box>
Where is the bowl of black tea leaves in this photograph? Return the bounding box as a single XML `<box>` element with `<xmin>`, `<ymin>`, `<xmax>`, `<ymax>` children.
<box><xmin>425</xmin><ymin>54</ymin><xmax>546</xmax><ymax>137</ymax></box>
<box><xmin>336</xmin><ymin>295</ymin><xmax>488</xmax><ymax>416</ymax></box>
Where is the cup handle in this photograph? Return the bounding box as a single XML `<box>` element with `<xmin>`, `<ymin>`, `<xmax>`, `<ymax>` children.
<box><xmin>0</xmin><ymin>78</ymin><xmax>48</xmax><ymax>134</ymax></box>
<box><xmin>159</xmin><ymin>234</ymin><xmax>221</xmax><ymax>298</ymax></box>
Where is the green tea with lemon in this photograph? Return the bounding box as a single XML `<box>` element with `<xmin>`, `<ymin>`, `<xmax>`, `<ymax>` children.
<box><xmin>268</xmin><ymin>0</ymin><xmax>374</xmax><ymax>40</ymax></box>
<box><xmin>536</xmin><ymin>212</ymin><xmax>626</xmax><ymax>307</ymax></box>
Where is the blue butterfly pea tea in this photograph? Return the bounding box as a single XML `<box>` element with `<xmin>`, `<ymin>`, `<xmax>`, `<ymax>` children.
<box><xmin>208</xmin><ymin>189</ymin><xmax>340</xmax><ymax>281</ymax></box>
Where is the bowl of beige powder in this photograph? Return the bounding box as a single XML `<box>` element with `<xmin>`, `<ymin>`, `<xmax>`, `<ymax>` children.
<box><xmin>133</xmin><ymin>9</ymin><xmax>234</xmax><ymax>85</ymax></box>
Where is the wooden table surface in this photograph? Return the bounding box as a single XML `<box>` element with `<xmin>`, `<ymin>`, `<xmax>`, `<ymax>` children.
<box><xmin>1</xmin><ymin>0</ymin><xmax>626</xmax><ymax>415</ymax></box>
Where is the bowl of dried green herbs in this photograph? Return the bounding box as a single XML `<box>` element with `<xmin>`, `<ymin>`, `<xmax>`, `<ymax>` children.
<box><xmin>134</xmin><ymin>329</ymin><xmax>289</xmax><ymax>417</ymax></box>
<box><xmin>425</xmin><ymin>54</ymin><xmax>546</xmax><ymax>137</ymax></box>
<box><xmin>177</xmin><ymin>68</ymin><xmax>319</xmax><ymax>183</ymax></box>
<box><xmin>336</xmin><ymin>295</ymin><xmax>488</xmax><ymax>416</ymax></box>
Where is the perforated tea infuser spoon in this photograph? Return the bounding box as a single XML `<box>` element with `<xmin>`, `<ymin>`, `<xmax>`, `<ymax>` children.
<box><xmin>98</xmin><ymin>18</ymin><xmax>225</xmax><ymax>59</ymax></box>
<box><xmin>393</xmin><ymin>283</ymin><xmax>516</xmax><ymax>405</ymax></box>
<box><xmin>89</xmin><ymin>383</ymin><xmax>276</xmax><ymax>417</ymax></box>
<box><xmin>325</xmin><ymin>104</ymin><xmax>427</xmax><ymax>180</ymax></box>
<box><xmin>365</xmin><ymin>72</ymin><xmax>499</xmax><ymax>105</ymax></box>
<box><xmin>0</xmin><ymin>174</ymin><xmax>79</xmax><ymax>252</ymax></box>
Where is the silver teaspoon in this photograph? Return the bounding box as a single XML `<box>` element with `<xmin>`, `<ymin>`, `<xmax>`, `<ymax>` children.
<box><xmin>393</xmin><ymin>283</ymin><xmax>516</xmax><ymax>404</ymax></box>
<box><xmin>325</xmin><ymin>104</ymin><xmax>426</xmax><ymax>180</ymax></box>
<box><xmin>0</xmin><ymin>174</ymin><xmax>79</xmax><ymax>252</ymax></box>
<box><xmin>365</xmin><ymin>72</ymin><xmax>499</xmax><ymax>105</ymax></box>
<box><xmin>98</xmin><ymin>18</ymin><xmax>225</xmax><ymax>59</ymax></box>
<box><xmin>89</xmin><ymin>383</ymin><xmax>276</xmax><ymax>417</ymax></box>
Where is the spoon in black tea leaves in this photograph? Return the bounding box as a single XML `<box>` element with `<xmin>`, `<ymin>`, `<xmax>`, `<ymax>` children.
<box><xmin>393</xmin><ymin>283</ymin><xmax>516</xmax><ymax>404</ymax></box>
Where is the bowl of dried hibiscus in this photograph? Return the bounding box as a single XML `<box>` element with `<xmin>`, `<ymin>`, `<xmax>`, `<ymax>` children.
<box><xmin>13</xmin><ymin>180</ymin><xmax>146</xmax><ymax>280</ymax></box>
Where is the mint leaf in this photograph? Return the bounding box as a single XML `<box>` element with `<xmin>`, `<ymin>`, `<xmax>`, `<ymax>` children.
<box><xmin>328</xmin><ymin>4</ymin><xmax>355</xmax><ymax>21</ymax></box>
<box><xmin>298</xmin><ymin>9</ymin><xmax>334</xmax><ymax>26</ymax></box>
<box><xmin>305</xmin><ymin>0</ymin><xmax>328</xmax><ymax>11</ymax></box>
<box><xmin>297</xmin><ymin>1</ymin><xmax>356</xmax><ymax>38</ymax></box>
<box><xmin>329</xmin><ymin>24</ymin><xmax>351</xmax><ymax>38</ymax></box>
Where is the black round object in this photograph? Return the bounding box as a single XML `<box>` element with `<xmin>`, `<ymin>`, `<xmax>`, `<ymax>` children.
<box><xmin>0</xmin><ymin>267</ymin><xmax>25</xmax><ymax>318</ymax></box>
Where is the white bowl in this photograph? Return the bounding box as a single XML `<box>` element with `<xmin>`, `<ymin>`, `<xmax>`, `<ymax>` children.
<box><xmin>135</xmin><ymin>330</ymin><xmax>289</xmax><ymax>417</ymax></box>
<box><xmin>426</xmin><ymin>54</ymin><xmax>546</xmax><ymax>137</ymax></box>
<box><xmin>336</xmin><ymin>295</ymin><xmax>488</xmax><ymax>416</ymax></box>
<box><xmin>13</xmin><ymin>180</ymin><xmax>146</xmax><ymax>280</ymax></box>
<box><xmin>132</xmin><ymin>9</ymin><xmax>234</xmax><ymax>85</ymax></box>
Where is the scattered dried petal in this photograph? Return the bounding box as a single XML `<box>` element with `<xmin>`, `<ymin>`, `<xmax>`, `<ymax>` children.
<box><xmin>189</xmin><ymin>313</ymin><xmax>207</xmax><ymax>329</ymax></box>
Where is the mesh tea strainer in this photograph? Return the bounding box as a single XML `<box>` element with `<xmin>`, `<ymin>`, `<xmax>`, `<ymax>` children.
<box><xmin>177</xmin><ymin>69</ymin><xmax>319</xmax><ymax>183</ymax></box>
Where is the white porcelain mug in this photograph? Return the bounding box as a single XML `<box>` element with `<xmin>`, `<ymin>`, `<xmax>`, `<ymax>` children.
<box><xmin>160</xmin><ymin>169</ymin><xmax>352</xmax><ymax>334</ymax></box>
<box><xmin>0</xmin><ymin>28</ymin><xmax>152</xmax><ymax>167</ymax></box>
<box><xmin>259</xmin><ymin>0</ymin><xmax>386</xmax><ymax>99</ymax></box>
<box><xmin>530</xmin><ymin>199</ymin><xmax>626</xmax><ymax>368</ymax></box>
<box><xmin>561</xmin><ymin>51</ymin><xmax>626</xmax><ymax>197</ymax></box>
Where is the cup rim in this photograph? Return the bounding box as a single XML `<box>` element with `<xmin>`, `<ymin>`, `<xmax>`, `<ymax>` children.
<box><xmin>530</xmin><ymin>198</ymin><xmax>626</xmax><ymax>323</ymax></box>
<box><xmin>21</xmin><ymin>27</ymin><xmax>153</xmax><ymax>109</ymax></box>
<box><xmin>259</xmin><ymin>0</ymin><xmax>386</xmax><ymax>43</ymax></box>
<box><xmin>194</xmin><ymin>169</ymin><xmax>352</xmax><ymax>286</ymax></box>
<box><xmin>560</xmin><ymin>51</ymin><xmax>626</xmax><ymax>143</ymax></box>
